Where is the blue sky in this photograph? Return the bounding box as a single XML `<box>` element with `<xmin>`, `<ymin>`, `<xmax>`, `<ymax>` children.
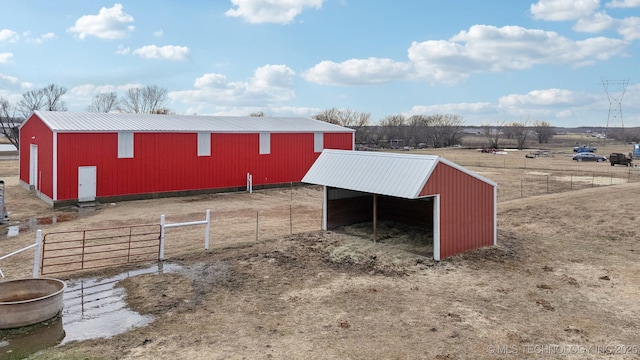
<box><xmin>0</xmin><ymin>0</ymin><xmax>639</xmax><ymax>127</ymax></box>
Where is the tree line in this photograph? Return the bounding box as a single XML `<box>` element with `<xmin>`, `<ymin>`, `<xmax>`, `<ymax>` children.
<box><xmin>0</xmin><ymin>84</ymin><xmax>170</xmax><ymax>149</ymax></box>
<box><xmin>1</xmin><ymin>83</ymin><xmax>558</xmax><ymax>151</ymax></box>
<box><xmin>312</xmin><ymin>109</ymin><xmax>556</xmax><ymax>150</ymax></box>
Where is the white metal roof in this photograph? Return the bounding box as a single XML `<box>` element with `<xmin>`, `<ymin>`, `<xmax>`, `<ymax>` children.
<box><xmin>28</xmin><ymin>111</ymin><xmax>355</xmax><ymax>133</ymax></box>
<box><xmin>302</xmin><ymin>149</ymin><xmax>496</xmax><ymax>199</ymax></box>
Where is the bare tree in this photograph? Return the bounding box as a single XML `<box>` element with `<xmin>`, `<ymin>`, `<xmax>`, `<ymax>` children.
<box><xmin>507</xmin><ymin>119</ymin><xmax>530</xmax><ymax>150</ymax></box>
<box><xmin>249</xmin><ymin>111</ymin><xmax>266</xmax><ymax>117</ymax></box>
<box><xmin>313</xmin><ymin>108</ymin><xmax>371</xmax><ymax>143</ymax></box>
<box><xmin>432</xmin><ymin>114</ymin><xmax>465</xmax><ymax>148</ymax></box>
<box><xmin>6</xmin><ymin>84</ymin><xmax>68</xmax><ymax>149</ymax></box>
<box><xmin>379</xmin><ymin>114</ymin><xmax>406</xmax><ymax>148</ymax></box>
<box><xmin>16</xmin><ymin>83</ymin><xmax>68</xmax><ymax>119</ymax></box>
<box><xmin>407</xmin><ymin>115</ymin><xmax>433</xmax><ymax>147</ymax></box>
<box><xmin>118</xmin><ymin>85</ymin><xmax>169</xmax><ymax>114</ymax></box>
<box><xmin>313</xmin><ymin>108</ymin><xmax>340</xmax><ymax>125</ymax></box>
<box><xmin>87</xmin><ymin>92</ymin><xmax>118</xmax><ymax>113</ymax></box>
<box><xmin>481</xmin><ymin>120</ymin><xmax>506</xmax><ymax>149</ymax></box>
<box><xmin>0</xmin><ymin>98</ymin><xmax>19</xmax><ymax>149</ymax></box>
<box><xmin>533</xmin><ymin>120</ymin><xmax>554</xmax><ymax>144</ymax></box>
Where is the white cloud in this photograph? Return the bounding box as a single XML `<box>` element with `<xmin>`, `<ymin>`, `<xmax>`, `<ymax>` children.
<box><xmin>194</xmin><ymin>73</ymin><xmax>228</xmax><ymax>89</ymax></box>
<box><xmin>27</xmin><ymin>32</ymin><xmax>56</xmax><ymax>44</ymax></box>
<box><xmin>302</xmin><ymin>58</ymin><xmax>413</xmax><ymax>85</ymax></box>
<box><xmin>0</xmin><ymin>73</ymin><xmax>33</xmax><ymax>89</ymax></box>
<box><xmin>0</xmin><ymin>73</ymin><xmax>20</xmax><ymax>84</ymax></box>
<box><xmin>0</xmin><ymin>53</ymin><xmax>13</xmax><ymax>63</ymax></box>
<box><xmin>409</xmin><ymin>25</ymin><xmax>628</xmax><ymax>82</ymax></box>
<box><xmin>225</xmin><ymin>0</ymin><xmax>323</xmax><ymax>24</ymax></box>
<box><xmin>496</xmin><ymin>88</ymin><xmax>605</xmax><ymax>120</ymax></box>
<box><xmin>132</xmin><ymin>45</ymin><xmax>190</xmax><ymax>61</ymax></box>
<box><xmin>573</xmin><ymin>12</ymin><xmax>617</xmax><ymax>32</ymax></box>
<box><xmin>170</xmin><ymin>64</ymin><xmax>296</xmax><ymax>109</ymax></box>
<box><xmin>154</xmin><ymin>29</ymin><xmax>164</xmax><ymax>37</ymax></box>
<box><xmin>530</xmin><ymin>0</ymin><xmax>599</xmax><ymax>21</ymax></box>
<box><xmin>116</xmin><ymin>45</ymin><xmax>131</xmax><ymax>55</ymax></box>
<box><xmin>69</xmin><ymin>4</ymin><xmax>135</xmax><ymax>40</ymax></box>
<box><xmin>0</xmin><ymin>29</ymin><xmax>19</xmax><ymax>42</ymax></box>
<box><xmin>406</xmin><ymin>87</ymin><xmax>640</xmax><ymax>127</ymax></box>
<box><xmin>253</xmin><ymin>64</ymin><xmax>295</xmax><ymax>88</ymax></box>
<box><xmin>606</xmin><ymin>0</ymin><xmax>640</xmax><ymax>8</ymax></box>
<box><xmin>407</xmin><ymin>103</ymin><xmax>497</xmax><ymax>117</ymax></box>
<box><xmin>70</xmin><ymin>83</ymin><xmax>140</xmax><ymax>96</ymax></box>
<box><xmin>499</xmin><ymin>89</ymin><xmax>582</xmax><ymax>107</ymax></box>
<box><xmin>617</xmin><ymin>16</ymin><xmax>640</xmax><ymax>40</ymax></box>
<box><xmin>303</xmin><ymin>24</ymin><xmax>628</xmax><ymax>87</ymax></box>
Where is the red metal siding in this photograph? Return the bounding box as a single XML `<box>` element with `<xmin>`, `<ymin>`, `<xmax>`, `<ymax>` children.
<box><xmin>419</xmin><ymin>163</ymin><xmax>495</xmax><ymax>259</ymax></box>
<box><xmin>19</xmin><ymin>115</ymin><xmax>54</xmax><ymax>199</ymax></box>
<box><xmin>324</xmin><ymin>133</ymin><xmax>353</xmax><ymax>150</ymax></box>
<box><xmin>55</xmin><ymin>131</ymin><xmax>353</xmax><ymax>202</ymax></box>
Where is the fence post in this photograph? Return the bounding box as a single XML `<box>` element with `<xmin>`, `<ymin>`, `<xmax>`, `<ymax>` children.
<box><xmin>33</xmin><ymin>230</ymin><xmax>42</xmax><ymax>278</ymax></box>
<box><xmin>160</xmin><ymin>214</ymin><xmax>166</xmax><ymax>261</ymax></box>
<box><xmin>205</xmin><ymin>209</ymin><xmax>211</xmax><ymax>250</ymax></box>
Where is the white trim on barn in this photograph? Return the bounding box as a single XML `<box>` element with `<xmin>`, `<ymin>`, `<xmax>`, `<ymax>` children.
<box><xmin>434</xmin><ymin>194</ymin><xmax>441</xmax><ymax>261</ymax></box>
<box><xmin>197</xmin><ymin>132</ymin><xmax>211</xmax><ymax>157</ymax></box>
<box><xmin>53</xmin><ymin>131</ymin><xmax>58</xmax><ymax>201</ymax></box>
<box><xmin>118</xmin><ymin>132</ymin><xmax>134</xmax><ymax>158</ymax></box>
<box><xmin>260</xmin><ymin>132</ymin><xmax>271</xmax><ymax>155</ymax></box>
<box><xmin>314</xmin><ymin>132</ymin><xmax>324</xmax><ymax>153</ymax></box>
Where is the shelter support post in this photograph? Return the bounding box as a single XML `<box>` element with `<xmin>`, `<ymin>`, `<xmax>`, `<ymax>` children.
<box><xmin>433</xmin><ymin>195</ymin><xmax>440</xmax><ymax>261</ymax></box>
<box><xmin>373</xmin><ymin>193</ymin><xmax>377</xmax><ymax>243</ymax></box>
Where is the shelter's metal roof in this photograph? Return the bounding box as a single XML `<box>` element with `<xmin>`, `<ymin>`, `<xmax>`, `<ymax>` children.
<box><xmin>302</xmin><ymin>149</ymin><xmax>496</xmax><ymax>199</ymax></box>
<box><xmin>29</xmin><ymin>111</ymin><xmax>355</xmax><ymax>133</ymax></box>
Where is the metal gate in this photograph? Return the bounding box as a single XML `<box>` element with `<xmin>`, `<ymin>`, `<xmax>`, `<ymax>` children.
<box><xmin>41</xmin><ymin>224</ymin><xmax>161</xmax><ymax>276</ymax></box>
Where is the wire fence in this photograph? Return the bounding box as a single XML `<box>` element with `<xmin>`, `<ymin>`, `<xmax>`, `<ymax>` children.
<box><xmin>155</xmin><ymin>186</ymin><xmax>324</xmax><ymax>259</ymax></box>
<box><xmin>448</xmin><ymin>152</ymin><xmax>640</xmax><ymax>202</ymax></box>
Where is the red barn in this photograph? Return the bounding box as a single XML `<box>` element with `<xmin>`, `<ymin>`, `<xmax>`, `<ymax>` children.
<box><xmin>302</xmin><ymin>150</ymin><xmax>497</xmax><ymax>260</ymax></box>
<box><xmin>19</xmin><ymin>111</ymin><xmax>354</xmax><ymax>207</ymax></box>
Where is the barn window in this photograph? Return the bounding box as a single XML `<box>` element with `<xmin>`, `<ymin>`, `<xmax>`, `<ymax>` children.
<box><xmin>314</xmin><ymin>132</ymin><xmax>324</xmax><ymax>153</ymax></box>
<box><xmin>118</xmin><ymin>132</ymin><xmax>134</xmax><ymax>158</ymax></box>
<box><xmin>198</xmin><ymin>132</ymin><xmax>211</xmax><ymax>156</ymax></box>
<box><xmin>259</xmin><ymin>132</ymin><xmax>270</xmax><ymax>155</ymax></box>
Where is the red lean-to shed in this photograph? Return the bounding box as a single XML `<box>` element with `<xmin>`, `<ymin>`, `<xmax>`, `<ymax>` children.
<box><xmin>19</xmin><ymin>111</ymin><xmax>354</xmax><ymax>207</ymax></box>
<box><xmin>302</xmin><ymin>150</ymin><xmax>497</xmax><ymax>260</ymax></box>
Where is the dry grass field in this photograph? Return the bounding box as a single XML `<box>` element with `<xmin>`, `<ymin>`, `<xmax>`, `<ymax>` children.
<box><xmin>2</xmin><ymin>136</ymin><xmax>640</xmax><ymax>359</ymax></box>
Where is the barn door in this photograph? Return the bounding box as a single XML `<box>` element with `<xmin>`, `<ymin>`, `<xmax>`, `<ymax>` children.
<box><xmin>78</xmin><ymin>166</ymin><xmax>97</xmax><ymax>202</ymax></box>
<box><xmin>29</xmin><ymin>144</ymin><xmax>38</xmax><ymax>190</ymax></box>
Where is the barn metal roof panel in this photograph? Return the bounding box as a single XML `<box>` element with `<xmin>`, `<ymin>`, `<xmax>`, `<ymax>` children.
<box><xmin>32</xmin><ymin>111</ymin><xmax>354</xmax><ymax>133</ymax></box>
<box><xmin>302</xmin><ymin>149</ymin><xmax>496</xmax><ymax>199</ymax></box>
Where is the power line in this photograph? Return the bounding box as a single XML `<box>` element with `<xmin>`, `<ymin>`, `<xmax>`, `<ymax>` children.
<box><xmin>602</xmin><ymin>78</ymin><xmax>629</xmax><ymax>129</ymax></box>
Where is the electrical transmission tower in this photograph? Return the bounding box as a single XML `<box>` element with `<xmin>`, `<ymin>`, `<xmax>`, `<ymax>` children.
<box><xmin>602</xmin><ymin>78</ymin><xmax>629</xmax><ymax>129</ymax></box>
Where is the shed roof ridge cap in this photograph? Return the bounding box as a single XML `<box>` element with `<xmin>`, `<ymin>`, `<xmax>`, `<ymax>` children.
<box><xmin>323</xmin><ymin>149</ymin><xmax>439</xmax><ymax>160</ymax></box>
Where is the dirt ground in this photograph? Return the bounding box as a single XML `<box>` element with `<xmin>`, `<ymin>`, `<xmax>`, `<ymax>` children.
<box><xmin>2</xmin><ymin>142</ymin><xmax>640</xmax><ymax>359</ymax></box>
